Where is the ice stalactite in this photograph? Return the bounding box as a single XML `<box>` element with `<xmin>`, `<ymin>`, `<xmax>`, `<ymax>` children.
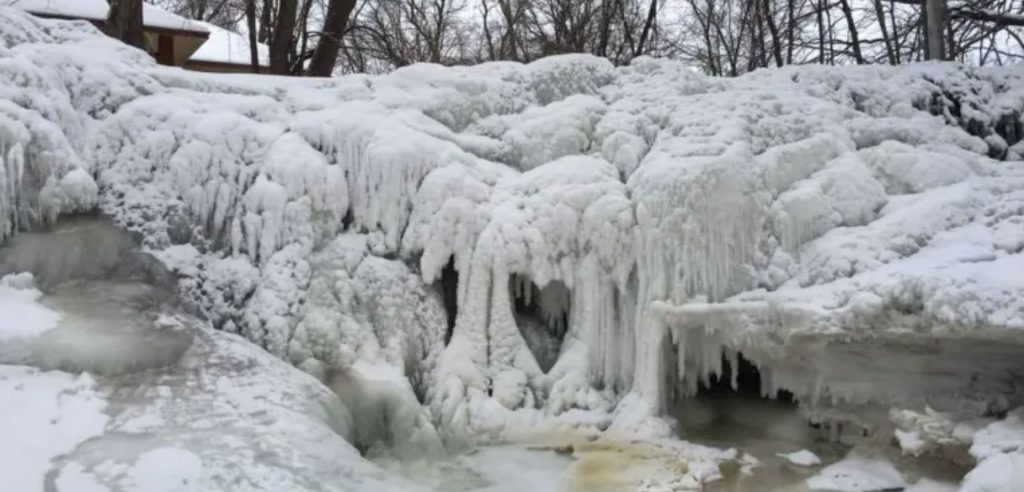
<box><xmin>291</xmin><ymin>101</ymin><xmax>485</xmax><ymax>255</ymax></box>
<box><xmin>0</xmin><ymin>108</ymin><xmax>97</xmax><ymax>243</ymax></box>
<box><xmin>0</xmin><ymin>136</ymin><xmax>25</xmax><ymax>241</ymax></box>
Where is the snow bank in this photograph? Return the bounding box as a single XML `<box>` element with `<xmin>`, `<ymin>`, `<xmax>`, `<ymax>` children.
<box><xmin>961</xmin><ymin>408</ymin><xmax>1024</xmax><ymax>492</ymax></box>
<box><xmin>0</xmin><ymin>365</ymin><xmax>107</xmax><ymax>492</ymax></box>
<box><xmin>1</xmin><ymin>6</ymin><xmax>1024</xmax><ymax>457</ymax></box>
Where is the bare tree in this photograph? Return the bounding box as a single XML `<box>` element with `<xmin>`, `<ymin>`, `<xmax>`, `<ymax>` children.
<box><xmin>149</xmin><ymin>0</ymin><xmax>1024</xmax><ymax>76</ymax></box>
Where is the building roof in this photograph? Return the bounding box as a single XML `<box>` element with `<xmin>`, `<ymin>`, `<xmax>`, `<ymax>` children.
<box><xmin>5</xmin><ymin>0</ymin><xmax>208</xmax><ymax>34</ymax></box>
<box><xmin>189</xmin><ymin>21</ymin><xmax>267</xmax><ymax>67</ymax></box>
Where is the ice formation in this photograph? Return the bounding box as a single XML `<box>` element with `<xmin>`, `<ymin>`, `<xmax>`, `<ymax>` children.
<box><xmin>2</xmin><ymin>6</ymin><xmax>1024</xmax><ymax>489</ymax></box>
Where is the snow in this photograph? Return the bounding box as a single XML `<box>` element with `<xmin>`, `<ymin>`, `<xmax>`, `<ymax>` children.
<box><xmin>189</xmin><ymin>21</ymin><xmax>267</xmax><ymax>66</ymax></box>
<box><xmin>777</xmin><ymin>449</ymin><xmax>822</xmax><ymax>466</ymax></box>
<box><xmin>960</xmin><ymin>453</ymin><xmax>1024</xmax><ymax>492</ymax></box>
<box><xmin>0</xmin><ymin>272</ymin><xmax>59</xmax><ymax>342</ymax></box>
<box><xmin>806</xmin><ymin>456</ymin><xmax>907</xmax><ymax>491</ymax></box>
<box><xmin>961</xmin><ymin>408</ymin><xmax>1024</xmax><ymax>492</ymax></box>
<box><xmin>4</xmin><ymin>0</ymin><xmax>108</xmax><ymax>21</ymax></box>
<box><xmin>2</xmin><ymin>7</ymin><xmax>1024</xmax><ymax>490</ymax></box>
<box><xmin>4</xmin><ymin>0</ymin><xmax>208</xmax><ymax>33</ymax></box>
<box><xmin>139</xmin><ymin>3</ymin><xmax>206</xmax><ymax>32</ymax></box>
<box><xmin>905</xmin><ymin>479</ymin><xmax>958</xmax><ymax>492</ymax></box>
<box><xmin>0</xmin><ymin>366</ymin><xmax>108</xmax><ymax>492</ymax></box>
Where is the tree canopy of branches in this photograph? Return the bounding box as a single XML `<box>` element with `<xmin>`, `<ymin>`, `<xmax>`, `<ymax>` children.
<box><xmin>154</xmin><ymin>0</ymin><xmax>1024</xmax><ymax>76</ymax></box>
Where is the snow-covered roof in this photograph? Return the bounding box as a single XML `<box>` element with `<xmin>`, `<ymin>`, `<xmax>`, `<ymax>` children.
<box><xmin>5</xmin><ymin>0</ymin><xmax>208</xmax><ymax>33</ymax></box>
<box><xmin>189</xmin><ymin>21</ymin><xmax>267</xmax><ymax>67</ymax></box>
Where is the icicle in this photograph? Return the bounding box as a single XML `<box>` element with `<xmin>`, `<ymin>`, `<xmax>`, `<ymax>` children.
<box><xmin>728</xmin><ymin>348</ymin><xmax>739</xmax><ymax>391</ymax></box>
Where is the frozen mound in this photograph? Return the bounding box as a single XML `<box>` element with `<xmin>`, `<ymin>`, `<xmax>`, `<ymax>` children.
<box><xmin>1</xmin><ymin>7</ymin><xmax>1024</xmax><ymax>458</ymax></box>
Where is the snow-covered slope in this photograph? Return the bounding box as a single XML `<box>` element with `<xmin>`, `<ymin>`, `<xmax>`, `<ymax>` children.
<box><xmin>2</xmin><ymin>7</ymin><xmax>1024</xmax><ymax>457</ymax></box>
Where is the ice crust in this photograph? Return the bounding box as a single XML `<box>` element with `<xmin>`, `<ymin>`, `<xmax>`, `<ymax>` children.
<box><xmin>2</xmin><ymin>9</ymin><xmax>1024</xmax><ymax>486</ymax></box>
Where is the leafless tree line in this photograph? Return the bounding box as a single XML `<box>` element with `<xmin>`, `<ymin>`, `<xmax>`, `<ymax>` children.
<box><xmin>108</xmin><ymin>0</ymin><xmax>1024</xmax><ymax>76</ymax></box>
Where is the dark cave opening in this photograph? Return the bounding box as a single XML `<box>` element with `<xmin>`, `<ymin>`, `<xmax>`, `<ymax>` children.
<box><xmin>698</xmin><ymin>352</ymin><xmax>794</xmax><ymax>403</ymax></box>
<box><xmin>439</xmin><ymin>257</ymin><xmax>458</xmax><ymax>345</ymax></box>
<box><xmin>671</xmin><ymin>351</ymin><xmax>811</xmax><ymax>458</ymax></box>
<box><xmin>510</xmin><ymin>274</ymin><xmax>570</xmax><ymax>373</ymax></box>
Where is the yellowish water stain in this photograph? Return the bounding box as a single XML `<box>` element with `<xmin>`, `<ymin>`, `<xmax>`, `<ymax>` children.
<box><xmin>521</xmin><ymin>431</ymin><xmax>700</xmax><ymax>492</ymax></box>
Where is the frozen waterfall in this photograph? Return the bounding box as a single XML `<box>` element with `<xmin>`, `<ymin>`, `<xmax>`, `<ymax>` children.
<box><xmin>2</xmin><ymin>7</ymin><xmax>1024</xmax><ymax>492</ymax></box>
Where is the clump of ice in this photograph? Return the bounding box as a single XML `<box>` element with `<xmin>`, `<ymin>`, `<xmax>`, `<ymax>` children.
<box><xmin>806</xmin><ymin>456</ymin><xmax>907</xmax><ymax>491</ymax></box>
<box><xmin>777</xmin><ymin>449</ymin><xmax>822</xmax><ymax>466</ymax></box>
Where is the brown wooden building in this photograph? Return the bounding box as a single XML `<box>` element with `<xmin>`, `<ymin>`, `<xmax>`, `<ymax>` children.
<box><xmin>12</xmin><ymin>0</ymin><xmax>267</xmax><ymax>74</ymax></box>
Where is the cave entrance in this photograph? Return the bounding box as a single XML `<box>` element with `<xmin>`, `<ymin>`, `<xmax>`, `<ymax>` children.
<box><xmin>510</xmin><ymin>274</ymin><xmax>570</xmax><ymax>373</ymax></box>
<box><xmin>439</xmin><ymin>257</ymin><xmax>458</xmax><ymax>345</ymax></box>
<box><xmin>697</xmin><ymin>352</ymin><xmax>794</xmax><ymax>403</ymax></box>
<box><xmin>672</xmin><ymin>351</ymin><xmax>809</xmax><ymax>458</ymax></box>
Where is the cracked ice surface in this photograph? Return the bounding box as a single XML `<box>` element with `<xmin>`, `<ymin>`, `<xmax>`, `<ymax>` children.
<box><xmin>2</xmin><ymin>6</ymin><xmax>1024</xmax><ymax>490</ymax></box>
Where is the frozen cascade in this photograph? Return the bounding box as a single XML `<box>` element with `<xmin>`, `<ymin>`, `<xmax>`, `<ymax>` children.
<box><xmin>3</xmin><ymin>8</ymin><xmax>1024</xmax><ymax>490</ymax></box>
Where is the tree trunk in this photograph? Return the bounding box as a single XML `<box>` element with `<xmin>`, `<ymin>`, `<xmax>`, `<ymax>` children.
<box><xmin>748</xmin><ymin>0</ymin><xmax>763</xmax><ymax>70</ymax></box>
<box><xmin>307</xmin><ymin>0</ymin><xmax>357</xmax><ymax>76</ymax></box>
<box><xmin>635</xmin><ymin>0</ymin><xmax>658</xmax><ymax>56</ymax></box>
<box><xmin>838</xmin><ymin>0</ymin><xmax>863</xmax><ymax>64</ymax></box>
<box><xmin>889</xmin><ymin>0</ymin><xmax>901</xmax><ymax>63</ymax></box>
<box><xmin>816</xmin><ymin>0</ymin><xmax>825</xmax><ymax>63</ymax></box>
<box><xmin>258</xmin><ymin>0</ymin><xmax>273</xmax><ymax>43</ymax></box>
<box><xmin>924</xmin><ymin>0</ymin><xmax>947</xmax><ymax>60</ymax></box>
<box><xmin>761</xmin><ymin>0</ymin><xmax>783</xmax><ymax>67</ymax></box>
<box><xmin>785</xmin><ymin>0</ymin><xmax>795</xmax><ymax>64</ymax></box>
<box><xmin>270</xmin><ymin>0</ymin><xmax>298</xmax><ymax>74</ymax></box>
<box><xmin>245</xmin><ymin>0</ymin><xmax>261</xmax><ymax>72</ymax></box>
<box><xmin>106</xmin><ymin>0</ymin><xmax>145</xmax><ymax>49</ymax></box>
<box><xmin>297</xmin><ymin>0</ymin><xmax>314</xmax><ymax>73</ymax></box>
<box><xmin>871</xmin><ymin>0</ymin><xmax>896</xmax><ymax>64</ymax></box>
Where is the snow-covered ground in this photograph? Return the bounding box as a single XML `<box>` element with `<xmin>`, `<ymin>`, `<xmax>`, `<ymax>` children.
<box><xmin>1</xmin><ymin>6</ymin><xmax>1024</xmax><ymax>491</ymax></box>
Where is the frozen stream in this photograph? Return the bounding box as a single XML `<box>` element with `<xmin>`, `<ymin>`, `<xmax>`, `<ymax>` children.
<box><xmin>0</xmin><ymin>216</ymin><xmax>1007</xmax><ymax>492</ymax></box>
<box><xmin>0</xmin><ymin>216</ymin><xmax>585</xmax><ymax>492</ymax></box>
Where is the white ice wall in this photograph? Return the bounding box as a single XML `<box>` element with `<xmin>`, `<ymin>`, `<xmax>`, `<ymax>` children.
<box><xmin>2</xmin><ymin>8</ymin><xmax>1024</xmax><ymax>441</ymax></box>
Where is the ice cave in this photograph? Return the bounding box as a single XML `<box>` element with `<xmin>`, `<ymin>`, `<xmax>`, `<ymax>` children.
<box><xmin>1</xmin><ymin>5</ymin><xmax>1024</xmax><ymax>492</ymax></box>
